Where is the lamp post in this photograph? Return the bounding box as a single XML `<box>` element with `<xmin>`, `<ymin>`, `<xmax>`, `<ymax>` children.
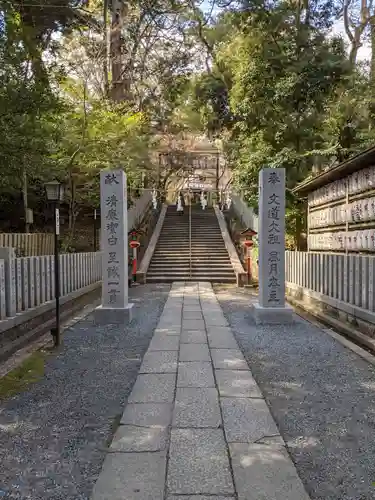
<box><xmin>45</xmin><ymin>180</ymin><xmax>64</xmax><ymax>347</ymax></box>
<box><xmin>93</xmin><ymin>208</ymin><xmax>98</xmax><ymax>252</ymax></box>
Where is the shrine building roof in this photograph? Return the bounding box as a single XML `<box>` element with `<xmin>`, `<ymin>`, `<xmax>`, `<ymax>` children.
<box><xmin>293</xmin><ymin>145</ymin><xmax>375</xmax><ymax>196</ymax></box>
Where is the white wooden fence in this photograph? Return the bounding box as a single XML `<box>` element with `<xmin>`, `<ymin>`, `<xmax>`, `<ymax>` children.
<box><xmin>286</xmin><ymin>251</ymin><xmax>375</xmax><ymax>312</ymax></box>
<box><xmin>0</xmin><ymin>233</ymin><xmax>54</xmax><ymax>256</ymax></box>
<box><xmin>231</xmin><ymin>192</ymin><xmax>259</xmax><ymax>232</ymax></box>
<box><xmin>0</xmin><ymin>251</ymin><xmax>102</xmax><ymax>320</ymax></box>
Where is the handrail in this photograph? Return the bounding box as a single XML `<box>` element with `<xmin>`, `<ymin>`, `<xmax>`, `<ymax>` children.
<box><xmin>189</xmin><ymin>190</ymin><xmax>192</xmax><ymax>279</ymax></box>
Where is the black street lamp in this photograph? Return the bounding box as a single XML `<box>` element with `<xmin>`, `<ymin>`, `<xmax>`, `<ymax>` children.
<box><xmin>45</xmin><ymin>180</ymin><xmax>64</xmax><ymax>347</ymax></box>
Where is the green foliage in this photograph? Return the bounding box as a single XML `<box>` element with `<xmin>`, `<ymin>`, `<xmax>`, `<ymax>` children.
<box><xmin>1</xmin><ymin>0</ymin><xmax>375</xmax><ymax>246</ymax></box>
<box><xmin>51</xmin><ymin>79</ymin><xmax>152</xmax><ymax>207</ymax></box>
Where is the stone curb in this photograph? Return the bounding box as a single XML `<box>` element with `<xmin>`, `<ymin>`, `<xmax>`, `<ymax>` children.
<box><xmin>137</xmin><ymin>205</ymin><xmax>168</xmax><ymax>284</ymax></box>
<box><xmin>214</xmin><ymin>207</ymin><xmax>246</xmax><ymax>287</ymax></box>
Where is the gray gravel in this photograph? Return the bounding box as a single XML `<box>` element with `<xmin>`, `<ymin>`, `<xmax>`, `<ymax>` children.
<box><xmin>215</xmin><ymin>286</ymin><xmax>375</xmax><ymax>500</ymax></box>
<box><xmin>0</xmin><ymin>284</ymin><xmax>170</xmax><ymax>500</ymax></box>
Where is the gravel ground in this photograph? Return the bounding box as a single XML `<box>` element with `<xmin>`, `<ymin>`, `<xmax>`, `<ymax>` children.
<box><xmin>215</xmin><ymin>285</ymin><xmax>375</xmax><ymax>500</ymax></box>
<box><xmin>0</xmin><ymin>284</ymin><xmax>170</xmax><ymax>500</ymax></box>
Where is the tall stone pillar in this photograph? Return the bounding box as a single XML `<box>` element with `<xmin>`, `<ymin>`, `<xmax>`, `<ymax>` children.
<box><xmin>94</xmin><ymin>169</ymin><xmax>133</xmax><ymax>324</ymax></box>
<box><xmin>252</xmin><ymin>168</ymin><xmax>293</xmax><ymax>324</ymax></box>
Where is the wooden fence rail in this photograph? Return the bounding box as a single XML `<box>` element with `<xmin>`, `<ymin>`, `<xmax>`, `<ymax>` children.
<box><xmin>0</xmin><ymin>250</ymin><xmax>102</xmax><ymax>320</ymax></box>
<box><xmin>0</xmin><ymin>233</ymin><xmax>54</xmax><ymax>256</ymax></box>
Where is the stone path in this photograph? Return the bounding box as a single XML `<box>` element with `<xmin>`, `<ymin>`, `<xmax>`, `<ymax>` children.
<box><xmin>91</xmin><ymin>282</ymin><xmax>310</xmax><ymax>500</ymax></box>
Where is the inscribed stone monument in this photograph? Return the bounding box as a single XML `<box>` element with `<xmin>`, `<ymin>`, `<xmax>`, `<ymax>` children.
<box><xmin>252</xmin><ymin>168</ymin><xmax>293</xmax><ymax>324</ymax></box>
<box><xmin>94</xmin><ymin>169</ymin><xmax>133</xmax><ymax>324</ymax></box>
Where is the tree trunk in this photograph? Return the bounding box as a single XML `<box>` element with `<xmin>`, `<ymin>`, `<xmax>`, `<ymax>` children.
<box><xmin>110</xmin><ymin>0</ymin><xmax>129</xmax><ymax>102</ymax></box>
<box><xmin>349</xmin><ymin>43</ymin><xmax>359</xmax><ymax>67</ymax></box>
<box><xmin>103</xmin><ymin>0</ymin><xmax>110</xmax><ymax>97</ymax></box>
<box><xmin>370</xmin><ymin>16</ymin><xmax>375</xmax><ymax>125</ymax></box>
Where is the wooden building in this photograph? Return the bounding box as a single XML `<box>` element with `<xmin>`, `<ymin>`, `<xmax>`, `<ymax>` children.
<box><xmin>293</xmin><ymin>146</ymin><xmax>375</xmax><ymax>252</ymax></box>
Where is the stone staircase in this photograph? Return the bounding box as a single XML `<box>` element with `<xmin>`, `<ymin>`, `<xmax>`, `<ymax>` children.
<box><xmin>146</xmin><ymin>206</ymin><xmax>236</xmax><ymax>283</ymax></box>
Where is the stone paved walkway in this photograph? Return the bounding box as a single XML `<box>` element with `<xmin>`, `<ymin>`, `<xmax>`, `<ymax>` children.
<box><xmin>91</xmin><ymin>282</ymin><xmax>310</xmax><ymax>500</ymax></box>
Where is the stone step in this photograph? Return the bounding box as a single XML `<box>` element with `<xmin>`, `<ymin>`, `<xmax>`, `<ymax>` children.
<box><xmin>161</xmin><ymin>233</ymin><xmax>221</xmax><ymax>237</ymax></box>
<box><xmin>146</xmin><ymin>275</ymin><xmax>236</xmax><ymax>283</ymax></box>
<box><xmin>151</xmin><ymin>254</ymin><xmax>230</xmax><ymax>263</ymax></box>
<box><xmin>158</xmin><ymin>238</ymin><xmax>225</xmax><ymax>247</ymax></box>
<box><xmin>153</xmin><ymin>250</ymin><xmax>229</xmax><ymax>255</ymax></box>
<box><xmin>149</xmin><ymin>260</ymin><xmax>232</xmax><ymax>269</ymax></box>
<box><xmin>164</xmin><ymin>215</ymin><xmax>217</xmax><ymax>218</ymax></box>
<box><xmin>151</xmin><ymin>258</ymin><xmax>231</xmax><ymax>263</ymax></box>
<box><xmin>149</xmin><ymin>264</ymin><xmax>234</xmax><ymax>271</ymax></box>
<box><xmin>156</xmin><ymin>243</ymin><xmax>226</xmax><ymax>248</ymax></box>
<box><xmin>161</xmin><ymin>229</ymin><xmax>221</xmax><ymax>232</ymax></box>
<box><xmin>148</xmin><ymin>270</ymin><xmax>235</xmax><ymax>276</ymax></box>
<box><xmin>158</xmin><ymin>239</ymin><xmax>224</xmax><ymax>243</ymax></box>
<box><xmin>152</xmin><ymin>253</ymin><xmax>230</xmax><ymax>257</ymax></box>
<box><xmin>158</xmin><ymin>240</ymin><xmax>224</xmax><ymax>246</ymax></box>
<box><xmin>158</xmin><ymin>239</ymin><xmax>225</xmax><ymax>243</ymax></box>
<box><xmin>147</xmin><ymin>269</ymin><xmax>235</xmax><ymax>275</ymax></box>
<box><xmin>160</xmin><ymin>233</ymin><xmax>223</xmax><ymax>237</ymax></box>
<box><xmin>159</xmin><ymin>234</ymin><xmax>224</xmax><ymax>237</ymax></box>
<box><xmin>145</xmin><ymin>204</ymin><xmax>236</xmax><ymax>283</ymax></box>
<box><xmin>154</xmin><ymin>248</ymin><xmax>228</xmax><ymax>252</ymax></box>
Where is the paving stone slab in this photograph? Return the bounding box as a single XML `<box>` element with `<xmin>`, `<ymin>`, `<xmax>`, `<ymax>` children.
<box><xmin>229</xmin><ymin>443</ymin><xmax>310</xmax><ymax>500</ymax></box>
<box><xmin>168</xmin><ymin>429</ymin><xmax>234</xmax><ymax>495</ymax></box>
<box><xmin>110</xmin><ymin>425</ymin><xmax>168</xmax><ymax>452</ymax></box>
<box><xmin>156</xmin><ymin>326</ymin><xmax>182</xmax><ymax>334</ymax></box>
<box><xmin>139</xmin><ymin>350</ymin><xmax>178</xmax><ymax>373</ymax></box>
<box><xmin>157</xmin><ymin>322</ymin><xmax>182</xmax><ymax>330</ymax></box>
<box><xmin>179</xmin><ymin>343</ymin><xmax>210</xmax><ymax>362</ymax></box>
<box><xmin>183</xmin><ymin>306</ymin><xmax>203</xmax><ymax>312</ymax></box>
<box><xmin>203</xmin><ymin>315</ymin><xmax>229</xmax><ymax>327</ymax></box>
<box><xmin>202</xmin><ymin>310</ymin><xmax>222</xmax><ymax>318</ymax></box>
<box><xmin>148</xmin><ymin>335</ymin><xmax>180</xmax><ymax>351</ymax></box>
<box><xmin>173</xmin><ymin>388</ymin><xmax>221</xmax><ymax>428</ymax></box>
<box><xmin>121</xmin><ymin>403</ymin><xmax>173</xmax><ymax>426</ymax></box>
<box><xmin>211</xmin><ymin>348</ymin><xmax>249</xmax><ymax>370</ymax></box>
<box><xmin>165</xmin><ymin>303</ymin><xmax>183</xmax><ymax>308</ymax></box>
<box><xmin>201</xmin><ymin>304</ymin><xmax>221</xmax><ymax>311</ymax></box>
<box><xmin>158</xmin><ymin>318</ymin><xmax>181</xmax><ymax>326</ymax></box>
<box><xmin>158</xmin><ymin>316</ymin><xmax>182</xmax><ymax>325</ymax></box>
<box><xmin>183</xmin><ymin>311</ymin><xmax>204</xmax><ymax>320</ymax></box>
<box><xmin>177</xmin><ymin>362</ymin><xmax>215</xmax><ymax>388</ymax></box>
<box><xmin>216</xmin><ymin>370</ymin><xmax>262</xmax><ymax>398</ymax></box>
<box><xmin>162</xmin><ymin>307</ymin><xmax>182</xmax><ymax>313</ymax></box>
<box><xmin>207</xmin><ymin>327</ymin><xmax>238</xmax><ymax>349</ymax></box>
<box><xmin>168</xmin><ymin>497</ymin><xmax>234</xmax><ymax>500</ymax></box>
<box><xmin>154</xmin><ymin>327</ymin><xmax>181</xmax><ymax>336</ymax></box>
<box><xmin>182</xmin><ymin>319</ymin><xmax>206</xmax><ymax>330</ymax></box>
<box><xmin>201</xmin><ymin>302</ymin><xmax>220</xmax><ymax>308</ymax></box>
<box><xmin>91</xmin><ymin>451</ymin><xmax>167</xmax><ymax>500</ymax></box>
<box><xmin>180</xmin><ymin>330</ymin><xmax>207</xmax><ymax>344</ymax></box>
<box><xmin>128</xmin><ymin>374</ymin><xmax>176</xmax><ymax>403</ymax></box>
<box><xmin>221</xmin><ymin>397</ymin><xmax>283</xmax><ymax>444</ymax></box>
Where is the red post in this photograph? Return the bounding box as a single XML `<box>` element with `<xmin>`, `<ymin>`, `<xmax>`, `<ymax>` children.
<box><xmin>130</xmin><ymin>240</ymin><xmax>140</xmax><ymax>282</ymax></box>
<box><xmin>244</xmin><ymin>239</ymin><xmax>254</xmax><ymax>285</ymax></box>
<box><xmin>132</xmin><ymin>246</ymin><xmax>137</xmax><ymax>280</ymax></box>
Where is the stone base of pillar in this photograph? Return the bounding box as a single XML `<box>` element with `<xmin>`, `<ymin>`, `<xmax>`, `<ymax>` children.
<box><xmin>94</xmin><ymin>304</ymin><xmax>134</xmax><ymax>326</ymax></box>
<box><xmin>251</xmin><ymin>302</ymin><xmax>294</xmax><ymax>325</ymax></box>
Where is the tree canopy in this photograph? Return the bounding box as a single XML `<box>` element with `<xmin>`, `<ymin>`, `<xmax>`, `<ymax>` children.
<box><xmin>1</xmin><ymin>0</ymin><xmax>375</xmax><ymax>242</ymax></box>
